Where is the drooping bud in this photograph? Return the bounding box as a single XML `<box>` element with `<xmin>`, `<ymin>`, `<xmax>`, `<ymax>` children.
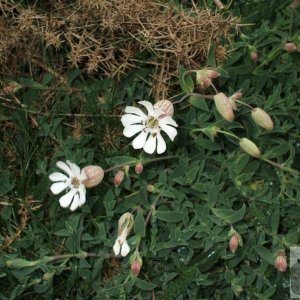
<box><xmin>135</xmin><ymin>163</ymin><xmax>144</xmax><ymax>174</ymax></box>
<box><xmin>82</xmin><ymin>165</ymin><xmax>104</xmax><ymax>188</ymax></box>
<box><xmin>250</xmin><ymin>51</ymin><xmax>258</xmax><ymax>63</ymax></box>
<box><xmin>283</xmin><ymin>42</ymin><xmax>297</xmax><ymax>52</ymax></box>
<box><xmin>251</xmin><ymin>107</ymin><xmax>273</xmax><ymax>131</ymax></box>
<box><xmin>274</xmin><ymin>250</ymin><xmax>287</xmax><ymax>272</ymax></box>
<box><xmin>1</xmin><ymin>81</ymin><xmax>22</xmax><ymax>95</ymax></box>
<box><xmin>195</xmin><ymin>69</ymin><xmax>220</xmax><ymax>89</ymax></box>
<box><xmin>114</xmin><ymin>170</ymin><xmax>125</xmax><ymax>187</ymax></box>
<box><xmin>214</xmin><ymin>92</ymin><xmax>234</xmax><ymax>122</ymax></box>
<box><xmin>239</xmin><ymin>138</ymin><xmax>261</xmax><ymax>158</ymax></box>
<box><xmin>229</xmin><ymin>233</ymin><xmax>241</xmax><ymax>253</ymax></box>
<box><xmin>230</xmin><ymin>91</ymin><xmax>243</xmax><ymax>101</ymax></box>
<box><xmin>131</xmin><ymin>259</ymin><xmax>142</xmax><ymax>275</ymax></box>
<box><xmin>154</xmin><ymin>100</ymin><xmax>174</xmax><ymax>117</ymax></box>
<box><xmin>206</xmin><ymin>69</ymin><xmax>221</xmax><ymax>79</ymax></box>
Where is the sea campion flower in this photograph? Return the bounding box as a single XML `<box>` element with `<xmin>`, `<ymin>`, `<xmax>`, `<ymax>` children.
<box><xmin>121</xmin><ymin>101</ymin><xmax>178</xmax><ymax>154</ymax></box>
<box><xmin>49</xmin><ymin>160</ymin><xmax>87</xmax><ymax>211</ymax></box>
<box><xmin>113</xmin><ymin>213</ymin><xmax>134</xmax><ymax>257</ymax></box>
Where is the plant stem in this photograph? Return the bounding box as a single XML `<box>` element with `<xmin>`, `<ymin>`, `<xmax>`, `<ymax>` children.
<box><xmin>261</xmin><ymin>158</ymin><xmax>300</xmax><ymax>176</ymax></box>
<box><xmin>104</xmin><ymin>155</ymin><xmax>177</xmax><ymax>173</ymax></box>
<box><xmin>235</xmin><ymin>99</ymin><xmax>253</xmax><ymax>110</ymax></box>
<box><xmin>216</xmin><ymin>130</ymin><xmax>241</xmax><ymax>140</ymax></box>
<box><xmin>145</xmin><ymin>196</ymin><xmax>160</xmax><ymax>225</ymax></box>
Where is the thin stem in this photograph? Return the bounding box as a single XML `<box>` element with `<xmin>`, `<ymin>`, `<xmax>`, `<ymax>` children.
<box><xmin>261</xmin><ymin>158</ymin><xmax>300</xmax><ymax>176</ymax></box>
<box><xmin>104</xmin><ymin>155</ymin><xmax>177</xmax><ymax>173</ymax></box>
<box><xmin>173</xmin><ymin>93</ymin><xmax>215</xmax><ymax>105</ymax></box>
<box><xmin>235</xmin><ymin>99</ymin><xmax>253</xmax><ymax>110</ymax></box>
<box><xmin>216</xmin><ymin>130</ymin><xmax>241</xmax><ymax>140</ymax></box>
<box><xmin>145</xmin><ymin>196</ymin><xmax>160</xmax><ymax>225</ymax></box>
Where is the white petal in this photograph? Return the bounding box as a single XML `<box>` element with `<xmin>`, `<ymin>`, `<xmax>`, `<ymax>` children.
<box><xmin>50</xmin><ymin>181</ymin><xmax>70</xmax><ymax>195</ymax></box>
<box><xmin>157</xmin><ymin>133</ymin><xmax>167</xmax><ymax>154</ymax></box>
<box><xmin>143</xmin><ymin>134</ymin><xmax>157</xmax><ymax>154</ymax></box>
<box><xmin>78</xmin><ymin>185</ymin><xmax>86</xmax><ymax>206</ymax></box>
<box><xmin>59</xmin><ymin>189</ymin><xmax>76</xmax><ymax>208</ymax></box>
<box><xmin>121</xmin><ymin>240</ymin><xmax>130</xmax><ymax>257</ymax></box>
<box><xmin>159</xmin><ymin>116</ymin><xmax>178</xmax><ymax>127</ymax></box>
<box><xmin>56</xmin><ymin>161</ymin><xmax>73</xmax><ymax>177</ymax></box>
<box><xmin>113</xmin><ymin>239</ymin><xmax>121</xmax><ymax>256</ymax></box>
<box><xmin>121</xmin><ymin>114</ymin><xmax>143</xmax><ymax>127</ymax></box>
<box><xmin>125</xmin><ymin>106</ymin><xmax>147</xmax><ymax>119</ymax></box>
<box><xmin>132</xmin><ymin>130</ymin><xmax>148</xmax><ymax>149</ymax></box>
<box><xmin>123</xmin><ymin>124</ymin><xmax>144</xmax><ymax>138</ymax></box>
<box><xmin>70</xmin><ymin>193</ymin><xmax>80</xmax><ymax>211</ymax></box>
<box><xmin>138</xmin><ymin>101</ymin><xmax>154</xmax><ymax>116</ymax></box>
<box><xmin>79</xmin><ymin>169</ymin><xmax>87</xmax><ymax>181</ymax></box>
<box><xmin>152</xmin><ymin>106</ymin><xmax>164</xmax><ymax>119</ymax></box>
<box><xmin>49</xmin><ymin>172</ymin><xmax>68</xmax><ymax>182</ymax></box>
<box><xmin>160</xmin><ymin>124</ymin><xmax>178</xmax><ymax>141</ymax></box>
<box><xmin>66</xmin><ymin>160</ymin><xmax>81</xmax><ymax>178</ymax></box>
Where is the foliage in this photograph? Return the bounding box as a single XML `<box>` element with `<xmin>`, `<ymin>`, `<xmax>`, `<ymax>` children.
<box><xmin>0</xmin><ymin>0</ymin><xmax>300</xmax><ymax>299</ymax></box>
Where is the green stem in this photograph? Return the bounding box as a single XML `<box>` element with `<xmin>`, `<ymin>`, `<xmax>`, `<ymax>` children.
<box><xmin>216</xmin><ymin>130</ymin><xmax>241</xmax><ymax>140</ymax></box>
<box><xmin>235</xmin><ymin>99</ymin><xmax>253</xmax><ymax>110</ymax></box>
<box><xmin>104</xmin><ymin>155</ymin><xmax>177</xmax><ymax>173</ymax></box>
<box><xmin>261</xmin><ymin>158</ymin><xmax>300</xmax><ymax>176</ymax></box>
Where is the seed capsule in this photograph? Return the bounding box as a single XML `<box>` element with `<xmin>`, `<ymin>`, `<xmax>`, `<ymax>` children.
<box><xmin>82</xmin><ymin>165</ymin><xmax>104</xmax><ymax>188</ymax></box>
<box><xmin>214</xmin><ymin>92</ymin><xmax>234</xmax><ymax>122</ymax></box>
<box><xmin>239</xmin><ymin>138</ymin><xmax>261</xmax><ymax>158</ymax></box>
<box><xmin>251</xmin><ymin>107</ymin><xmax>273</xmax><ymax>131</ymax></box>
<box><xmin>114</xmin><ymin>170</ymin><xmax>124</xmax><ymax>187</ymax></box>
<box><xmin>283</xmin><ymin>42</ymin><xmax>297</xmax><ymax>52</ymax></box>
<box><xmin>154</xmin><ymin>100</ymin><xmax>174</xmax><ymax>117</ymax></box>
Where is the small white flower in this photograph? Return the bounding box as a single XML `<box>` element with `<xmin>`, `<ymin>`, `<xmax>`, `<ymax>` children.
<box><xmin>49</xmin><ymin>160</ymin><xmax>87</xmax><ymax>211</ymax></box>
<box><xmin>121</xmin><ymin>101</ymin><xmax>178</xmax><ymax>154</ymax></box>
<box><xmin>113</xmin><ymin>212</ymin><xmax>134</xmax><ymax>257</ymax></box>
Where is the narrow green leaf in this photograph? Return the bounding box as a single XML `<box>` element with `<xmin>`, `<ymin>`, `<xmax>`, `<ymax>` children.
<box><xmin>212</xmin><ymin>204</ymin><xmax>246</xmax><ymax>224</ymax></box>
<box><xmin>135</xmin><ymin>278</ymin><xmax>156</xmax><ymax>290</ymax></box>
<box><xmin>155</xmin><ymin>210</ymin><xmax>185</xmax><ymax>222</ymax></box>
<box><xmin>134</xmin><ymin>211</ymin><xmax>145</xmax><ymax>237</ymax></box>
<box><xmin>255</xmin><ymin>246</ymin><xmax>274</xmax><ymax>265</ymax></box>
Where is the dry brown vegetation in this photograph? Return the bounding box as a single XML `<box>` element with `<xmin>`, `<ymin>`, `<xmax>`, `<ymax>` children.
<box><xmin>0</xmin><ymin>0</ymin><xmax>237</xmax><ymax>98</ymax></box>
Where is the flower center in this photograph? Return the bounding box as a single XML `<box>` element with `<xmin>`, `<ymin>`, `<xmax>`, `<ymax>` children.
<box><xmin>71</xmin><ymin>177</ymin><xmax>80</xmax><ymax>188</ymax></box>
<box><xmin>147</xmin><ymin>116</ymin><xmax>159</xmax><ymax>128</ymax></box>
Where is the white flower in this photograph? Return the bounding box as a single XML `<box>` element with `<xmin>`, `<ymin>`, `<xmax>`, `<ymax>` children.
<box><xmin>113</xmin><ymin>212</ymin><xmax>134</xmax><ymax>257</ymax></box>
<box><xmin>49</xmin><ymin>160</ymin><xmax>87</xmax><ymax>211</ymax></box>
<box><xmin>121</xmin><ymin>101</ymin><xmax>178</xmax><ymax>154</ymax></box>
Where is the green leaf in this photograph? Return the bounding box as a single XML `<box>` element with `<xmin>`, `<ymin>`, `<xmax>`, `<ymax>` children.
<box><xmin>134</xmin><ymin>211</ymin><xmax>145</xmax><ymax>237</ymax></box>
<box><xmin>255</xmin><ymin>246</ymin><xmax>274</xmax><ymax>265</ymax></box>
<box><xmin>109</xmin><ymin>156</ymin><xmax>139</xmax><ymax>166</ymax></box>
<box><xmin>0</xmin><ymin>171</ymin><xmax>14</xmax><ymax>196</ymax></box>
<box><xmin>271</xmin><ymin>207</ymin><xmax>280</xmax><ymax>234</ymax></box>
<box><xmin>189</xmin><ymin>95</ymin><xmax>209</xmax><ymax>111</ymax></box>
<box><xmin>212</xmin><ymin>204</ymin><xmax>246</xmax><ymax>224</ymax></box>
<box><xmin>155</xmin><ymin>210</ymin><xmax>185</xmax><ymax>222</ymax></box>
<box><xmin>178</xmin><ymin>65</ymin><xmax>194</xmax><ymax>94</ymax></box>
<box><xmin>135</xmin><ymin>278</ymin><xmax>156</xmax><ymax>291</ymax></box>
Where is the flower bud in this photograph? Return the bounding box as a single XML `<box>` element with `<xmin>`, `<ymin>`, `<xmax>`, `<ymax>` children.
<box><xmin>250</xmin><ymin>51</ymin><xmax>258</xmax><ymax>63</ymax></box>
<box><xmin>251</xmin><ymin>107</ymin><xmax>273</xmax><ymax>131</ymax></box>
<box><xmin>118</xmin><ymin>212</ymin><xmax>134</xmax><ymax>236</ymax></box>
<box><xmin>195</xmin><ymin>69</ymin><xmax>220</xmax><ymax>89</ymax></box>
<box><xmin>214</xmin><ymin>92</ymin><xmax>234</xmax><ymax>122</ymax></box>
<box><xmin>229</xmin><ymin>233</ymin><xmax>241</xmax><ymax>253</ymax></box>
<box><xmin>230</xmin><ymin>91</ymin><xmax>243</xmax><ymax>101</ymax></box>
<box><xmin>154</xmin><ymin>100</ymin><xmax>174</xmax><ymax>117</ymax></box>
<box><xmin>1</xmin><ymin>81</ymin><xmax>22</xmax><ymax>95</ymax></box>
<box><xmin>114</xmin><ymin>170</ymin><xmax>124</xmax><ymax>187</ymax></box>
<box><xmin>239</xmin><ymin>138</ymin><xmax>261</xmax><ymax>158</ymax></box>
<box><xmin>206</xmin><ymin>69</ymin><xmax>220</xmax><ymax>79</ymax></box>
<box><xmin>135</xmin><ymin>163</ymin><xmax>144</xmax><ymax>174</ymax></box>
<box><xmin>274</xmin><ymin>251</ymin><xmax>287</xmax><ymax>272</ymax></box>
<box><xmin>82</xmin><ymin>165</ymin><xmax>104</xmax><ymax>188</ymax></box>
<box><xmin>283</xmin><ymin>42</ymin><xmax>297</xmax><ymax>52</ymax></box>
<box><xmin>131</xmin><ymin>259</ymin><xmax>142</xmax><ymax>276</ymax></box>
<box><xmin>147</xmin><ymin>184</ymin><xmax>158</xmax><ymax>193</ymax></box>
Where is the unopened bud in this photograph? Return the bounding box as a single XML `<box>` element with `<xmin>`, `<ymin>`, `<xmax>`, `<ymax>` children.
<box><xmin>135</xmin><ymin>163</ymin><xmax>144</xmax><ymax>174</ymax></box>
<box><xmin>214</xmin><ymin>92</ymin><xmax>234</xmax><ymax>122</ymax></box>
<box><xmin>290</xmin><ymin>0</ymin><xmax>300</xmax><ymax>8</ymax></box>
<box><xmin>114</xmin><ymin>170</ymin><xmax>124</xmax><ymax>187</ymax></box>
<box><xmin>206</xmin><ymin>69</ymin><xmax>220</xmax><ymax>79</ymax></box>
<box><xmin>250</xmin><ymin>51</ymin><xmax>258</xmax><ymax>63</ymax></box>
<box><xmin>239</xmin><ymin>138</ymin><xmax>261</xmax><ymax>158</ymax></box>
<box><xmin>251</xmin><ymin>107</ymin><xmax>273</xmax><ymax>131</ymax></box>
<box><xmin>82</xmin><ymin>165</ymin><xmax>104</xmax><ymax>188</ymax></box>
<box><xmin>1</xmin><ymin>81</ymin><xmax>22</xmax><ymax>95</ymax></box>
<box><xmin>195</xmin><ymin>69</ymin><xmax>220</xmax><ymax>89</ymax></box>
<box><xmin>229</xmin><ymin>233</ymin><xmax>241</xmax><ymax>253</ymax></box>
<box><xmin>147</xmin><ymin>184</ymin><xmax>158</xmax><ymax>193</ymax></box>
<box><xmin>131</xmin><ymin>259</ymin><xmax>142</xmax><ymax>276</ymax></box>
<box><xmin>274</xmin><ymin>251</ymin><xmax>287</xmax><ymax>272</ymax></box>
<box><xmin>283</xmin><ymin>42</ymin><xmax>297</xmax><ymax>52</ymax></box>
<box><xmin>154</xmin><ymin>100</ymin><xmax>174</xmax><ymax>117</ymax></box>
<box><xmin>231</xmin><ymin>91</ymin><xmax>243</xmax><ymax>101</ymax></box>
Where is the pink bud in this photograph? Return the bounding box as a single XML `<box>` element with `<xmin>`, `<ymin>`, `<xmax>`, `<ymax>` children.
<box><xmin>274</xmin><ymin>255</ymin><xmax>287</xmax><ymax>272</ymax></box>
<box><xmin>82</xmin><ymin>165</ymin><xmax>104</xmax><ymax>188</ymax></box>
<box><xmin>290</xmin><ymin>0</ymin><xmax>300</xmax><ymax>8</ymax></box>
<box><xmin>206</xmin><ymin>69</ymin><xmax>220</xmax><ymax>79</ymax></box>
<box><xmin>229</xmin><ymin>234</ymin><xmax>241</xmax><ymax>253</ymax></box>
<box><xmin>135</xmin><ymin>163</ymin><xmax>143</xmax><ymax>174</ymax></box>
<box><xmin>283</xmin><ymin>43</ymin><xmax>297</xmax><ymax>52</ymax></box>
<box><xmin>250</xmin><ymin>51</ymin><xmax>258</xmax><ymax>63</ymax></box>
<box><xmin>131</xmin><ymin>260</ymin><xmax>142</xmax><ymax>276</ymax></box>
<box><xmin>231</xmin><ymin>91</ymin><xmax>243</xmax><ymax>101</ymax></box>
<box><xmin>214</xmin><ymin>92</ymin><xmax>234</xmax><ymax>122</ymax></box>
<box><xmin>114</xmin><ymin>170</ymin><xmax>124</xmax><ymax>187</ymax></box>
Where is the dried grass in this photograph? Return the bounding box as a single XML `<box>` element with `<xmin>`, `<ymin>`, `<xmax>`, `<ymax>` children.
<box><xmin>0</xmin><ymin>0</ymin><xmax>237</xmax><ymax>97</ymax></box>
